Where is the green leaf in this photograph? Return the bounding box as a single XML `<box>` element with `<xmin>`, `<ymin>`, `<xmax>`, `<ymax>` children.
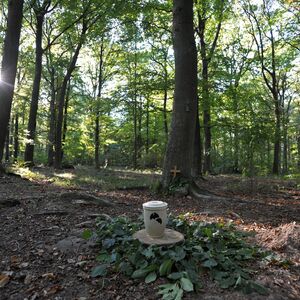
<box><xmin>145</xmin><ymin>271</ymin><xmax>157</xmax><ymax>283</ymax></box>
<box><xmin>132</xmin><ymin>265</ymin><xmax>157</xmax><ymax>279</ymax></box>
<box><xmin>82</xmin><ymin>229</ymin><xmax>92</xmax><ymax>240</ymax></box>
<box><xmin>202</xmin><ymin>258</ymin><xmax>218</xmax><ymax>269</ymax></box>
<box><xmin>180</xmin><ymin>277</ymin><xmax>194</xmax><ymax>292</ymax></box>
<box><xmin>175</xmin><ymin>288</ymin><xmax>184</xmax><ymax>300</ymax></box>
<box><xmin>131</xmin><ymin>268</ymin><xmax>150</xmax><ymax>279</ymax></box>
<box><xmin>159</xmin><ymin>259</ymin><xmax>174</xmax><ymax>276</ymax></box>
<box><xmin>91</xmin><ymin>264</ymin><xmax>108</xmax><ymax>277</ymax></box>
<box><xmin>168</xmin><ymin>272</ymin><xmax>183</xmax><ymax>280</ymax></box>
<box><xmin>102</xmin><ymin>238</ymin><xmax>115</xmax><ymax>249</ymax></box>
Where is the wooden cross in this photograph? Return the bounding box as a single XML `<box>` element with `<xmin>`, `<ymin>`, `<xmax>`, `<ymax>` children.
<box><xmin>170</xmin><ymin>165</ymin><xmax>181</xmax><ymax>178</ymax></box>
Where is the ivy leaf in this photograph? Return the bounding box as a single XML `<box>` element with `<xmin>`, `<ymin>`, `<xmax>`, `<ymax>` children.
<box><xmin>159</xmin><ymin>259</ymin><xmax>174</xmax><ymax>276</ymax></box>
<box><xmin>131</xmin><ymin>268</ymin><xmax>150</xmax><ymax>279</ymax></box>
<box><xmin>145</xmin><ymin>271</ymin><xmax>157</xmax><ymax>283</ymax></box>
<box><xmin>202</xmin><ymin>258</ymin><xmax>218</xmax><ymax>269</ymax></box>
<box><xmin>180</xmin><ymin>277</ymin><xmax>194</xmax><ymax>292</ymax></box>
<box><xmin>91</xmin><ymin>264</ymin><xmax>108</xmax><ymax>277</ymax></box>
<box><xmin>175</xmin><ymin>288</ymin><xmax>183</xmax><ymax>300</ymax></box>
<box><xmin>102</xmin><ymin>238</ymin><xmax>115</xmax><ymax>249</ymax></box>
<box><xmin>168</xmin><ymin>272</ymin><xmax>183</xmax><ymax>280</ymax></box>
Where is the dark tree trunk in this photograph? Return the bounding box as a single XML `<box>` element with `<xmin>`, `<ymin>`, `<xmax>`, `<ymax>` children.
<box><xmin>47</xmin><ymin>74</ymin><xmax>56</xmax><ymax>166</ymax></box>
<box><xmin>54</xmin><ymin>24</ymin><xmax>86</xmax><ymax>169</ymax></box>
<box><xmin>95</xmin><ymin>41</ymin><xmax>104</xmax><ymax>169</ymax></box>
<box><xmin>5</xmin><ymin>126</ymin><xmax>9</xmax><ymax>161</ymax></box>
<box><xmin>162</xmin><ymin>0</ymin><xmax>198</xmax><ymax>187</ymax></box>
<box><xmin>61</xmin><ymin>80</ymin><xmax>71</xmax><ymax>161</ymax></box>
<box><xmin>14</xmin><ymin>112</ymin><xmax>19</xmax><ymax>161</ymax></box>
<box><xmin>133</xmin><ymin>50</ymin><xmax>138</xmax><ymax>169</ymax></box>
<box><xmin>192</xmin><ymin>104</ymin><xmax>202</xmax><ymax>177</ymax></box>
<box><xmin>146</xmin><ymin>97</ymin><xmax>149</xmax><ymax>155</ymax></box>
<box><xmin>0</xmin><ymin>0</ymin><xmax>23</xmax><ymax>164</ymax></box>
<box><xmin>24</xmin><ymin>14</ymin><xmax>44</xmax><ymax>165</ymax></box>
<box><xmin>163</xmin><ymin>82</ymin><xmax>168</xmax><ymax>139</ymax></box>
<box><xmin>273</xmin><ymin>100</ymin><xmax>281</xmax><ymax>174</ymax></box>
<box><xmin>297</xmin><ymin>130</ymin><xmax>300</xmax><ymax>170</ymax></box>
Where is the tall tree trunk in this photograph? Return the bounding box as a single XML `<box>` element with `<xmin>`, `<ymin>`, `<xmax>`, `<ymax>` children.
<box><xmin>0</xmin><ymin>0</ymin><xmax>23</xmax><ymax>165</ymax></box>
<box><xmin>163</xmin><ymin>81</ymin><xmax>168</xmax><ymax>139</ymax></box>
<box><xmin>54</xmin><ymin>37</ymin><xmax>85</xmax><ymax>169</ymax></box>
<box><xmin>146</xmin><ymin>97</ymin><xmax>149</xmax><ymax>155</ymax></box>
<box><xmin>273</xmin><ymin>100</ymin><xmax>281</xmax><ymax>174</ymax></box>
<box><xmin>47</xmin><ymin>74</ymin><xmax>56</xmax><ymax>166</ymax></box>
<box><xmin>24</xmin><ymin>14</ymin><xmax>44</xmax><ymax>165</ymax></box>
<box><xmin>192</xmin><ymin>104</ymin><xmax>202</xmax><ymax>177</ymax></box>
<box><xmin>162</xmin><ymin>0</ymin><xmax>197</xmax><ymax>187</ymax></box>
<box><xmin>14</xmin><ymin>112</ymin><xmax>19</xmax><ymax>161</ymax></box>
<box><xmin>5</xmin><ymin>126</ymin><xmax>9</xmax><ymax>161</ymax></box>
<box><xmin>95</xmin><ymin>41</ymin><xmax>104</xmax><ymax>169</ymax></box>
<box><xmin>133</xmin><ymin>49</ymin><xmax>138</xmax><ymax>169</ymax></box>
<box><xmin>61</xmin><ymin>80</ymin><xmax>71</xmax><ymax>161</ymax></box>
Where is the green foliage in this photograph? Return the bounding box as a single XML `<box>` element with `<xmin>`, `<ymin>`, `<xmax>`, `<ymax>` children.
<box><xmin>86</xmin><ymin>214</ymin><xmax>271</xmax><ymax>299</ymax></box>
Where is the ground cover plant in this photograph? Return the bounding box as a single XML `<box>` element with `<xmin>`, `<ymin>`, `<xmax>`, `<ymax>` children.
<box><xmin>84</xmin><ymin>214</ymin><xmax>272</xmax><ymax>299</ymax></box>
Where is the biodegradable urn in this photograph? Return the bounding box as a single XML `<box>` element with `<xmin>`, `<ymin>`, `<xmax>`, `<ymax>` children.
<box><xmin>143</xmin><ymin>201</ymin><xmax>168</xmax><ymax>238</ymax></box>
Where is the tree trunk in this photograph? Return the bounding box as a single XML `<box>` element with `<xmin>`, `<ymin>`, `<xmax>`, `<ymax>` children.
<box><xmin>146</xmin><ymin>97</ymin><xmax>149</xmax><ymax>155</ymax></box>
<box><xmin>192</xmin><ymin>104</ymin><xmax>202</xmax><ymax>177</ymax></box>
<box><xmin>95</xmin><ymin>41</ymin><xmax>104</xmax><ymax>169</ymax></box>
<box><xmin>163</xmin><ymin>81</ymin><xmax>168</xmax><ymax>139</ymax></box>
<box><xmin>47</xmin><ymin>72</ymin><xmax>56</xmax><ymax>166</ymax></box>
<box><xmin>24</xmin><ymin>14</ymin><xmax>44</xmax><ymax>165</ymax></box>
<box><xmin>162</xmin><ymin>0</ymin><xmax>197</xmax><ymax>187</ymax></box>
<box><xmin>5</xmin><ymin>126</ymin><xmax>9</xmax><ymax>161</ymax></box>
<box><xmin>273</xmin><ymin>101</ymin><xmax>281</xmax><ymax>174</ymax></box>
<box><xmin>54</xmin><ymin>38</ymin><xmax>85</xmax><ymax>169</ymax></box>
<box><xmin>61</xmin><ymin>80</ymin><xmax>71</xmax><ymax>161</ymax></box>
<box><xmin>13</xmin><ymin>112</ymin><xmax>19</xmax><ymax>161</ymax></box>
<box><xmin>0</xmin><ymin>0</ymin><xmax>23</xmax><ymax>164</ymax></box>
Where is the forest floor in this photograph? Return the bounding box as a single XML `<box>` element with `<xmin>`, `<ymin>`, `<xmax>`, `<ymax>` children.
<box><xmin>0</xmin><ymin>166</ymin><xmax>300</xmax><ymax>300</ymax></box>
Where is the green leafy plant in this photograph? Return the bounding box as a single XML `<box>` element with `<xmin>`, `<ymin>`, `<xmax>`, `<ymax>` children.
<box><xmin>84</xmin><ymin>214</ymin><xmax>270</xmax><ymax>299</ymax></box>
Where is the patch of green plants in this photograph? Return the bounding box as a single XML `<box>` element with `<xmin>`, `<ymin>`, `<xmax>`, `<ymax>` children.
<box><xmin>83</xmin><ymin>214</ymin><xmax>270</xmax><ymax>299</ymax></box>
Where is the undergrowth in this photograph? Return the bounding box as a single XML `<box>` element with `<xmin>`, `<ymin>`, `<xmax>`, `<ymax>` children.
<box><xmin>84</xmin><ymin>214</ymin><xmax>271</xmax><ymax>299</ymax></box>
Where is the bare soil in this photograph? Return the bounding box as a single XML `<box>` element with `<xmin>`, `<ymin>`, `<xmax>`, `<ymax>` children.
<box><xmin>0</xmin><ymin>170</ymin><xmax>299</xmax><ymax>300</ymax></box>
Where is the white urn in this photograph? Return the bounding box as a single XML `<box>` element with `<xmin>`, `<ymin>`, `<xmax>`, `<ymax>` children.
<box><xmin>143</xmin><ymin>201</ymin><xmax>168</xmax><ymax>238</ymax></box>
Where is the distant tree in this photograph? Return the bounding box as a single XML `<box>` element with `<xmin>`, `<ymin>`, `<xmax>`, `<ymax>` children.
<box><xmin>0</xmin><ymin>0</ymin><xmax>24</xmax><ymax>169</ymax></box>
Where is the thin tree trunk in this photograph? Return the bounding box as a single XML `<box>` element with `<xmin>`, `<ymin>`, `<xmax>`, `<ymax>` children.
<box><xmin>163</xmin><ymin>83</ymin><xmax>168</xmax><ymax>139</ymax></box>
<box><xmin>133</xmin><ymin>50</ymin><xmax>138</xmax><ymax>169</ymax></box>
<box><xmin>192</xmin><ymin>104</ymin><xmax>202</xmax><ymax>177</ymax></box>
<box><xmin>95</xmin><ymin>41</ymin><xmax>104</xmax><ymax>169</ymax></box>
<box><xmin>61</xmin><ymin>80</ymin><xmax>71</xmax><ymax>161</ymax></box>
<box><xmin>162</xmin><ymin>0</ymin><xmax>198</xmax><ymax>187</ymax></box>
<box><xmin>14</xmin><ymin>112</ymin><xmax>19</xmax><ymax>161</ymax></box>
<box><xmin>54</xmin><ymin>24</ymin><xmax>87</xmax><ymax>169</ymax></box>
<box><xmin>24</xmin><ymin>14</ymin><xmax>44</xmax><ymax>165</ymax></box>
<box><xmin>5</xmin><ymin>126</ymin><xmax>9</xmax><ymax>161</ymax></box>
<box><xmin>0</xmin><ymin>0</ymin><xmax>24</xmax><ymax>165</ymax></box>
<box><xmin>47</xmin><ymin>72</ymin><xmax>56</xmax><ymax>166</ymax></box>
<box><xmin>273</xmin><ymin>101</ymin><xmax>281</xmax><ymax>174</ymax></box>
<box><xmin>146</xmin><ymin>97</ymin><xmax>149</xmax><ymax>155</ymax></box>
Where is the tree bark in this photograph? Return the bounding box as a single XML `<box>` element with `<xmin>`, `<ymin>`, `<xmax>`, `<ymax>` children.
<box><xmin>0</xmin><ymin>0</ymin><xmax>24</xmax><ymax>164</ymax></box>
<box><xmin>95</xmin><ymin>41</ymin><xmax>104</xmax><ymax>169</ymax></box>
<box><xmin>54</xmin><ymin>23</ymin><xmax>87</xmax><ymax>169</ymax></box>
<box><xmin>192</xmin><ymin>104</ymin><xmax>202</xmax><ymax>177</ymax></box>
<box><xmin>162</xmin><ymin>0</ymin><xmax>197</xmax><ymax>187</ymax></box>
<box><xmin>13</xmin><ymin>112</ymin><xmax>19</xmax><ymax>161</ymax></box>
<box><xmin>24</xmin><ymin>13</ymin><xmax>44</xmax><ymax>165</ymax></box>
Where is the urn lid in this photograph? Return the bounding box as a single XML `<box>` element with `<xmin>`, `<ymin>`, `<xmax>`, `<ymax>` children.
<box><xmin>143</xmin><ymin>201</ymin><xmax>168</xmax><ymax>209</ymax></box>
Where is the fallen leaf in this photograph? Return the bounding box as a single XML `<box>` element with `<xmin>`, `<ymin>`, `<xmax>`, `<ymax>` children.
<box><xmin>45</xmin><ymin>284</ymin><xmax>63</xmax><ymax>295</ymax></box>
<box><xmin>0</xmin><ymin>274</ymin><xmax>10</xmax><ymax>288</ymax></box>
<box><xmin>42</xmin><ymin>272</ymin><xmax>56</xmax><ymax>280</ymax></box>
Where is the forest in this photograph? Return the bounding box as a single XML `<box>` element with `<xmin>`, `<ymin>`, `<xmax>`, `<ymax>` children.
<box><xmin>0</xmin><ymin>0</ymin><xmax>299</xmax><ymax>299</ymax></box>
<box><xmin>0</xmin><ymin>0</ymin><xmax>298</xmax><ymax>177</ymax></box>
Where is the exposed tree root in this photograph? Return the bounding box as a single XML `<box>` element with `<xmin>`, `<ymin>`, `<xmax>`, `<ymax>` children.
<box><xmin>60</xmin><ymin>191</ymin><xmax>115</xmax><ymax>207</ymax></box>
<box><xmin>188</xmin><ymin>180</ymin><xmax>230</xmax><ymax>201</ymax></box>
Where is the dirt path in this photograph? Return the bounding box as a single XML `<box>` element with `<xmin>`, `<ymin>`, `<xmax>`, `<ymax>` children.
<box><xmin>0</xmin><ymin>173</ymin><xmax>299</xmax><ymax>299</ymax></box>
